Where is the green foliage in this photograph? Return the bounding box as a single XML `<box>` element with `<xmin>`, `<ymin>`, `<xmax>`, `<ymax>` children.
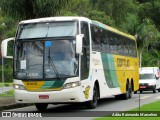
<box><xmin>120</xmin><ymin>13</ymin><xmax>139</xmax><ymax>34</ymax></box>
<box><xmin>62</xmin><ymin>0</ymin><xmax>115</xmax><ymax>26</ymax></box>
<box><xmin>137</xmin><ymin>18</ymin><xmax>160</xmax><ymax>51</ymax></box>
<box><xmin>0</xmin><ymin>59</ymin><xmax>13</xmax><ymax>82</ymax></box>
<box><xmin>91</xmin><ymin>0</ymin><xmax>138</xmax><ymax>26</ymax></box>
<box><xmin>0</xmin><ymin>15</ymin><xmax>17</xmax><ymax>42</ymax></box>
<box><xmin>4</xmin><ymin>83</ymin><xmax>9</xmax><ymax>87</ymax></box>
<box><xmin>0</xmin><ymin>90</ymin><xmax>14</xmax><ymax>97</ymax></box>
<box><xmin>0</xmin><ymin>0</ymin><xmax>70</xmax><ymax>20</ymax></box>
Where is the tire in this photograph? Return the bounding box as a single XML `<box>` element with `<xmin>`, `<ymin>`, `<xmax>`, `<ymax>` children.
<box><xmin>158</xmin><ymin>88</ymin><xmax>160</xmax><ymax>92</ymax></box>
<box><xmin>86</xmin><ymin>85</ymin><xmax>98</xmax><ymax>109</ymax></box>
<box><xmin>35</xmin><ymin>103</ymin><xmax>48</xmax><ymax>111</ymax></box>
<box><xmin>134</xmin><ymin>91</ymin><xmax>137</xmax><ymax>94</ymax></box>
<box><xmin>121</xmin><ymin>82</ymin><xmax>130</xmax><ymax>100</ymax></box>
<box><xmin>129</xmin><ymin>84</ymin><xmax>132</xmax><ymax>98</ymax></box>
<box><xmin>140</xmin><ymin>90</ymin><xmax>142</xmax><ymax>93</ymax></box>
<box><xmin>153</xmin><ymin>86</ymin><xmax>156</xmax><ymax>93</ymax></box>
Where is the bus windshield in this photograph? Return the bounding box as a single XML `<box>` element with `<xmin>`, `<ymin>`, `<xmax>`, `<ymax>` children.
<box><xmin>139</xmin><ymin>74</ymin><xmax>156</xmax><ymax>80</ymax></box>
<box><xmin>14</xmin><ymin>40</ymin><xmax>78</xmax><ymax>80</ymax></box>
<box><xmin>18</xmin><ymin>21</ymin><xmax>77</xmax><ymax>39</ymax></box>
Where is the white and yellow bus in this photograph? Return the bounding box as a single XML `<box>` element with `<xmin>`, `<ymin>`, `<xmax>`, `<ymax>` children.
<box><xmin>1</xmin><ymin>16</ymin><xmax>139</xmax><ymax>110</ymax></box>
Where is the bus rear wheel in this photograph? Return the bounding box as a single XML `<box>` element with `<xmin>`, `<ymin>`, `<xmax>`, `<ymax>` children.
<box><xmin>86</xmin><ymin>85</ymin><xmax>98</xmax><ymax>109</ymax></box>
<box><xmin>122</xmin><ymin>82</ymin><xmax>131</xmax><ymax>100</ymax></box>
<box><xmin>35</xmin><ymin>103</ymin><xmax>48</xmax><ymax>111</ymax></box>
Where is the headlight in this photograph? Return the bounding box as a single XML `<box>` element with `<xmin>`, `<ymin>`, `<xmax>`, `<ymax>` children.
<box><xmin>63</xmin><ymin>81</ymin><xmax>81</xmax><ymax>89</ymax></box>
<box><xmin>13</xmin><ymin>84</ymin><xmax>26</xmax><ymax>90</ymax></box>
<box><xmin>148</xmin><ymin>83</ymin><xmax>155</xmax><ymax>86</ymax></box>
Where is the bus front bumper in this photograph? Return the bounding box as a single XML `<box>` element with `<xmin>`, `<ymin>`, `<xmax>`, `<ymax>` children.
<box><xmin>14</xmin><ymin>87</ymin><xmax>84</xmax><ymax>103</ymax></box>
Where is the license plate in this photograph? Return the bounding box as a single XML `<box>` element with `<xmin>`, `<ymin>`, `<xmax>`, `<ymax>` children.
<box><xmin>140</xmin><ymin>86</ymin><xmax>146</xmax><ymax>88</ymax></box>
<box><xmin>39</xmin><ymin>95</ymin><xmax>49</xmax><ymax>99</ymax></box>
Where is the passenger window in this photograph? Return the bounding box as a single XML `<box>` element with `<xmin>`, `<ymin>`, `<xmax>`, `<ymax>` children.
<box><xmin>91</xmin><ymin>25</ymin><xmax>102</xmax><ymax>51</ymax></box>
<box><xmin>117</xmin><ymin>37</ymin><xmax>124</xmax><ymax>54</ymax></box>
<box><xmin>101</xmin><ymin>30</ymin><xmax>110</xmax><ymax>52</ymax></box>
<box><xmin>124</xmin><ymin>40</ymin><xmax>129</xmax><ymax>55</ymax></box>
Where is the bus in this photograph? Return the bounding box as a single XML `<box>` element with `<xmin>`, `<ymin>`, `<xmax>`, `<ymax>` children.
<box><xmin>1</xmin><ymin>16</ymin><xmax>139</xmax><ymax>110</ymax></box>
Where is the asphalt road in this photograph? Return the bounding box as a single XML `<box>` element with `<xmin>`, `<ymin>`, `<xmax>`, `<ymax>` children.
<box><xmin>4</xmin><ymin>91</ymin><xmax>160</xmax><ymax>119</ymax></box>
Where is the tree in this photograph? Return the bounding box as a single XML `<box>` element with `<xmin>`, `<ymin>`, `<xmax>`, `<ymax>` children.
<box><xmin>0</xmin><ymin>0</ymin><xmax>70</xmax><ymax>20</ymax></box>
<box><xmin>90</xmin><ymin>0</ymin><xmax>138</xmax><ymax>27</ymax></box>
<box><xmin>136</xmin><ymin>18</ymin><xmax>160</xmax><ymax>67</ymax></box>
<box><xmin>62</xmin><ymin>0</ymin><xmax>115</xmax><ymax>26</ymax></box>
<box><xmin>120</xmin><ymin>13</ymin><xmax>139</xmax><ymax>35</ymax></box>
<box><xmin>149</xmin><ymin>49</ymin><xmax>160</xmax><ymax>67</ymax></box>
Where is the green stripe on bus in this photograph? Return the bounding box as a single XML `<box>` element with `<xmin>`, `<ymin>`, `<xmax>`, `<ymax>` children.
<box><xmin>101</xmin><ymin>53</ymin><xmax>119</xmax><ymax>88</ymax></box>
<box><xmin>51</xmin><ymin>80</ymin><xmax>65</xmax><ymax>88</ymax></box>
<box><xmin>41</xmin><ymin>80</ymin><xmax>65</xmax><ymax>89</ymax></box>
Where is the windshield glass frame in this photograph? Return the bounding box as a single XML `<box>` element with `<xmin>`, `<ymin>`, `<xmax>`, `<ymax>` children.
<box><xmin>16</xmin><ymin>20</ymin><xmax>78</xmax><ymax>40</ymax></box>
<box><xmin>14</xmin><ymin>39</ymin><xmax>79</xmax><ymax>80</ymax></box>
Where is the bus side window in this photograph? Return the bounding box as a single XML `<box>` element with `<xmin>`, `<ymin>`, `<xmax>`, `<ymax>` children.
<box><xmin>124</xmin><ymin>39</ymin><xmax>129</xmax><ymax>55</ymax></box>
<box><xmin>118</xmin><ymin>36</ymin><xmax>124</xmax><ymax>55</ymax></box>
<box><xmin>101</xmin><ymin>30</ymin><xmax>110</xmax><ymax>53</ymax></box>
<box><xmin>109</xmin><ymin>32</ymin><xmax>117</xmax><ymax>54</ymax></box>
<box><xmin>91</xmin><ymin>25</ymin><xmax>101</xmax><ymax>51</ymax></box>
<box><xmin>81</xmin><ymin>22</ymin><xmax>90</xmax><ymax>80</ymax></box>
<box><xmin>128</xmin><ymin>41</ymin><xmax>132</xmax><ymax>57</ymax></box>
<box><xmin>113</xmin><ymin>35</ymin><xmax>118</xmax><ymax>54</ymax></box>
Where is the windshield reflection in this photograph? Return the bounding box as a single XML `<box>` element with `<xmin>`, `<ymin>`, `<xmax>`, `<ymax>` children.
<box><xmin>14</xmin><ymin>40</ymin><xmax>78</xmax><ymax>80</ymax></box>
<box><xmin>45</xmin><ymin>40</ymin><xmax>78</xmax><ymax>79</ymax></box>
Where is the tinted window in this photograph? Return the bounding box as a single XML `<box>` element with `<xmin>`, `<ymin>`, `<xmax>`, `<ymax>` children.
<box><xmin>101</xmin><ymin>30</ymin><xmax>110</xmax><ymax>52</ymax></box>
<box><xmin>90</xmin><ymin>24</ymin><xmax>137</xmax><ymax>58</ymax></box>
<box><xmin>81</xmin><ymin>22</ymin><xmax>90</xmax><ymax>80</ymax></box>
<box><xmin>91</xmin><ymin>25</ymin><xmax>102</xmax><ymax>51</ymax></box>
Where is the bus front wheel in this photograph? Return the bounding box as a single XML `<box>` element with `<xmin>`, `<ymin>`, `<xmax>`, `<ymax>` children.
<box><xmin>86</xmin><ymin>85</ymin><xmax>98</xmax><ymax>109</ymax></box>
<box><xmin>35</xmin><ymin>103</ymin><xmax>48</xmax><ymax>111</ymax></box>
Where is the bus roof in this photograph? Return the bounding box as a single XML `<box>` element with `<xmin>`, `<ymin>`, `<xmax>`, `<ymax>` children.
<box><xmin>19</xmin><ymin>16</ymin><xmax>135</xmax><ymax>40</ymax></box>
<box><xmin>19</xmin><ymin>16</ymin><xmax>92</xmax><ymax>24</ymax></box>
<box><xmin>92</xmin><ymin>20</ymin><xmax>136</xmax><ymax>40</ymax></box>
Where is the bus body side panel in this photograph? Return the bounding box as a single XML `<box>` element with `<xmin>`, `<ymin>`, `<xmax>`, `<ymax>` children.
<box><xmin>91</xmin><ymin>51</ymin><xmax>139</xmax><ymax>98</ymax></box>
<box><xmin>113</xmin><ymin>55</ymin><xmax>139</xmax><ymax>93</ymax></box>
<box><xmin>91</xmin><ymin>52</ymin><xmax>122</xmax><ymax>98</ymax></box>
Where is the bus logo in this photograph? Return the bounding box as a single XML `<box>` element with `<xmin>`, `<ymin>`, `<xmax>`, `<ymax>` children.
<box><xmin>83</xmin><ymin>86</ymin><xmax>90</xmax><ymax>99</ymax></box>
<box><xmin>27</xmin><ymin>82</ymin><xmax>37</xmax><ymax>86</ymax></box>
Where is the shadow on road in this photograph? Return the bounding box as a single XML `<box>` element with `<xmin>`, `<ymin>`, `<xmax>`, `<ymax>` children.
<box><xmin>139</xmin><ymin>91</ymin><xmax>159</xmax><ymax>94</ymax></box>
<box><xmin>33</xmin><ymin>96</ymin><xmax>119</xmax><ymax>113</ymax></box>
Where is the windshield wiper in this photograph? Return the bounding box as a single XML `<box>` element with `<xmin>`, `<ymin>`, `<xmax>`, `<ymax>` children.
<box><xmin>48</xmin><ymin>56</ymin><xmax>61</xmax><ymax>80</ymax></box>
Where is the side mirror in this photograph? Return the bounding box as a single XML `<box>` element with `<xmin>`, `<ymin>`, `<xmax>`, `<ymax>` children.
<box><xmin>1</xmin><ymin>37</ymin><xmax>15</xmax><ymax>59</ymax></box>
<box><xmin>76</xmin><ymin>34</ymin><xmax>84</xmax><ymax>55</ymax></box>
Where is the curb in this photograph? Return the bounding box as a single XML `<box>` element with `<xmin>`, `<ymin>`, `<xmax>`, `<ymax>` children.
<box><xmin>0</xmin><ymin>103</ymin><xmax>34</xmax><ymax>111</ymax></box>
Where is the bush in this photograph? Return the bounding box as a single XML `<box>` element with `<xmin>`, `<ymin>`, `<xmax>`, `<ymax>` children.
<box><xmin>4</xmin><ymin>83</ymin><xmax>9</xmax><ymax>87</ymax></box>
<box><xmin>0</xmin><ymin>59</ymin><xmax>13</xmax><ymax>83</ymax></box>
